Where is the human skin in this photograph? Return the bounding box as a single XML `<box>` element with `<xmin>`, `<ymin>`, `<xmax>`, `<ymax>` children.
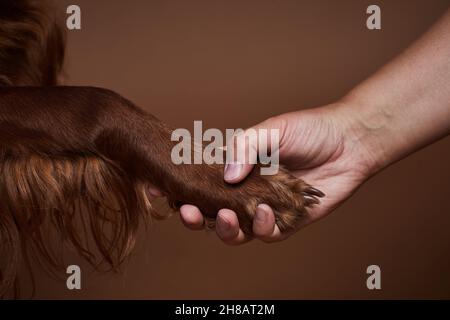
<box><xmin>179</xmin><ymin>8</ymin><xmax>450</xmax><ymax>244</ymax></box>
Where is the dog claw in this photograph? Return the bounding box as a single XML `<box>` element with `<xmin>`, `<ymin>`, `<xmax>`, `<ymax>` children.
<box><xmin>304</xmin><ymin>195</ymin><xmax>320</xmax><ymax>206</ymax></box>
<box><xmin>304</xmin><ymin>186</ymin><xmax>325</xmax><ymax>198</ymax></box>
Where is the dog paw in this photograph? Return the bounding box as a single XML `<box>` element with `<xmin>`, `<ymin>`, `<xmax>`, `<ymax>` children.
<box><xmin>166</xmin><ymin>164</ymin><xmax>325</xmax><ymax>236</ymax></box>
<box><xmin>248</xmin><ymin>166</ymin><xmax>325</xmax><ymax>234</ymax></box>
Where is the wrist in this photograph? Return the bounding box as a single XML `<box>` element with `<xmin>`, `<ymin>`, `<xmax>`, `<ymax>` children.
<box><xmin>330</xmin><ymin>95</ymin><xmax>394</xmax><ymax>178</ymax></box>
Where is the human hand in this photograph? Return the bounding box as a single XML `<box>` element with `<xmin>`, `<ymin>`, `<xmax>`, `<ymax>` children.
<box><xmin>180</xmin><ymin>100</ymin><xmax>379</xmax><ymax>244</ymax></box>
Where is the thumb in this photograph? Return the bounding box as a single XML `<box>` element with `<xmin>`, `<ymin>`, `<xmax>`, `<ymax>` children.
<box><xmin>223</xmin><ymin>129</ymin><xmax>256</xmax><ymax>183</ymax></box>
<box><xmin>224</xmin><ymin>162</ymin><xmax>253</xmax><ymax>183</ymax></box>
<box><xmin>224</xmin><ymin>116</ymin><xmax>285</xmax><ymax>184</ymax></box>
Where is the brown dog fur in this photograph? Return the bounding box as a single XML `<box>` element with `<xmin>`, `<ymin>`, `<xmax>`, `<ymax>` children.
<box><xmin>0</xmin><ymin>0</ymin><xmax>323</xmax><ymax>296</ymax></box>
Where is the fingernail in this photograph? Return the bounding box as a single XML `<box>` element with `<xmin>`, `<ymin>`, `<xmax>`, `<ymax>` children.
<box><xmin>255</xmin><ymin>205</ymin><xmax>268</xmax><ymax>222</ymax></box>
<box><xmin>224</xmin><ymin>163</ymin><xmax>242</xmax><ymax>181</ymax></box>
<box><xmin>217</xmin><ymin>216</ymin><xmax>231</xmax><ymax>233</ymax></box>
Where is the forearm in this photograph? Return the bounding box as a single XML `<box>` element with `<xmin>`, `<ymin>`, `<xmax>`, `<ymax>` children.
<box><xmin>341</xmin><ymin>8</ymin><xmax>450</xmax><ymax>175</ymax></box>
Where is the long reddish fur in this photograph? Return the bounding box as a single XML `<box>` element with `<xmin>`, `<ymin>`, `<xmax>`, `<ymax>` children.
<box><xmin>0</xmin><ymin>0</ymin><xmax>323</xmax><ymax>296</ymax></box>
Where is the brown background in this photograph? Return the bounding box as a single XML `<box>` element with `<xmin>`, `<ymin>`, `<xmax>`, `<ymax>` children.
<box><xmin>31</xmin><ymin>0</ymin><xmax>450</xmax><ymax>299</ymax></box>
